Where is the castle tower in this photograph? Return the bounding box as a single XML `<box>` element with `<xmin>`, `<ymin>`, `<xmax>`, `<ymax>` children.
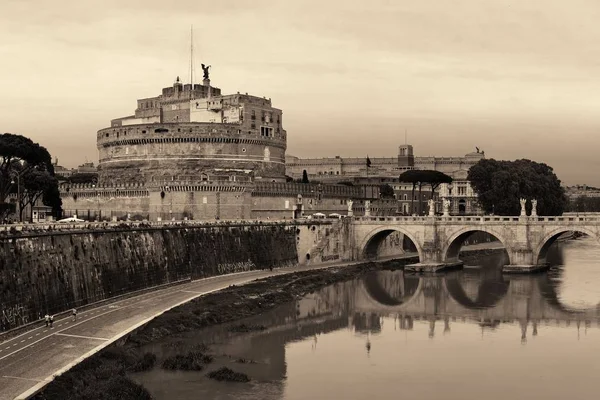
<box><xmin>398</xmin><ymin>144</ymin><xmax>414</xmax><ymax>167</ymax></box>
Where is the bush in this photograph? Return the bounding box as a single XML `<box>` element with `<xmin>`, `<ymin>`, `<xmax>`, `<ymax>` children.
<box><xmin>162</xmin><ymin>351</ymin><xmax>214</xmax><ymax>371</ymax></box>
<box><xmin>206</xmin><ymin>367</ymin><xmax>250</xmax><ymax>382</ymax></box>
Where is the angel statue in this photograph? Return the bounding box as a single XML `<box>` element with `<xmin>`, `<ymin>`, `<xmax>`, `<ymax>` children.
<box><xmin>201</xmin><ymin>63</ymin><xmax>211</xmax><ymax>80</ymax></box>
<box><xmin>520</xmin><ymin>198</ymin><xmax>527</xmax><ymax>216</ymax></box>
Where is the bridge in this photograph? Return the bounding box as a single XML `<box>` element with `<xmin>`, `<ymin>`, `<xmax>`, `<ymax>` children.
<box><xmin>350</xmin><ymin>213</ymin><xmax>600</xmax><ymax>273</ymax></box>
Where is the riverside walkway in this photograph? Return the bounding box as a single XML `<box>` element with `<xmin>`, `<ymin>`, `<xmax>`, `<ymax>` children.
<box><xmin>0</xmin><ymin>259</ymin><xmax>368</xmax><ymax>400</ymax></box>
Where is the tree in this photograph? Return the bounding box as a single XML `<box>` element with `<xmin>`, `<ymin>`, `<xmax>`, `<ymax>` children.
<box><xmin>423</xmin><ymin>171</ymin><xmax>453</xmax><ymax>199</ymax></box>
<box><xmin>467</xmin><ymin>158</ymin><xmax>567</xmax><ymax>216</ymax></box>
<box><xmin>399</xmin><ymin>170</ymin><xmax>423</xmax><ymax>215</ymax></box>
<box><xmin>0</xmin><ymin>133</ymin><xmax>53</xmax><ymax>203</ymax></box>
<box><xmin>19</xmin><ymin>169</ymin><xmax>60</xmax><ymax>222</ymax></box>
<box><xmin>379</xmin><ymin>184</ymin><xmax>395</xmax><ymax>199</ymax></box>
<box><xmin>399</xmin><ymin>170</ymin><xmax>452</xmax><ymax>215</ymax></box>
<box><xmin>302</xmin><ymin>170</ymin><xmax>309</xmax><ymax>184</ymax></box>
<box><xmin>0</xmin><ymin>133</ymin><xmax>59</xmax><ymax>221</ymax></box>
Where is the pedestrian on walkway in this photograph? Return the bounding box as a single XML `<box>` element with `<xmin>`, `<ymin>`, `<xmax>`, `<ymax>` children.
<box><xmin>49</xmin><ymin>315</ymin><xmax>54</xmax><ymax>328</ymax></box>
<box><xmin>44</xmin><ymin>314</ymin><xmax>49</xmax><ymax>327</ymax></box>
<box><xmin>72</xmin><ymin>308</ymin><xmax>77</xmax><ymax>322</ymax></box>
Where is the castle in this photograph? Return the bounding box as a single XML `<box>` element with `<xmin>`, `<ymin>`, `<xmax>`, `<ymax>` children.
<box><xmin>60</xmin><ymin>70</ymin><xmax>484</xmax><ymax>221</ymax></box>
<box><xmin>60</xmin><ymin>73</ymin><xmax>376</xmax><ymax>221</ymax></box>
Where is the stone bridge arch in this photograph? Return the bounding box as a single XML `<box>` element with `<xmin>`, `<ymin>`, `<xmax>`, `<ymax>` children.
<box><xmin>442</xmin><ymin>226</ymin><xmax>510</xmax><ymax>264</ymax></box>
<box><xmin>359</xmin><ymin>226</ymin><xmax>423</xmax><ymax>262</ymax></box>
<box><xmin>534</xmin><ymin>227</ymin><xmax>600</xmax><ymax>265</ymax></box>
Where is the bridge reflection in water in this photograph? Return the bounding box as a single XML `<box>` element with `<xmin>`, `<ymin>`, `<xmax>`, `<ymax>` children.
<box><xmin>139</xmin><ymin>245</ymin><xmax>600</xmax><ymax>400</ymax></box>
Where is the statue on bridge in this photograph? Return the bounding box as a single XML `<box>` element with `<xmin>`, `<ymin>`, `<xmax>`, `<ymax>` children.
<box><xmin>364</xmin><ymin>200</ymin><xmax>371</xmax><ymax>217</ymax></box>
<box><xmin>531</xmin><ymin>199</ymin><xmax>538</xmax><ymax>217</ymax></box>
<box><xmin>347</xmin><ymin>200</ymin><xmax>354</xmax><ymax>217</ymax></box>
<box><xmin>428</xmin><ymin>199</ymin><xmax>435</xmax><ymax>216</ymax></box>
<box><xmin>443</xmin><ymin>198</ymin><xmax>450</xmax><ymax>216</ymax></box>
<box><xmin>520</xmin><ymin>198</ymin><xmax>527</xmax><ymax>216</ymax></box>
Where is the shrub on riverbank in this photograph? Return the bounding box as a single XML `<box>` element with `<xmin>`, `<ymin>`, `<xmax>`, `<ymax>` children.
<box><xmin>206</xmin><ymin>367</ymin><xmax>250</xmax><ymax>382</ymax></box>
<box><xmin>162</xmin><ymin>351</ymin><xmax>214</xmax><ymax>371</ymax></box>
<box><xmin>32</xmin><ymin>348</ymin><xmax>153</xmax><ymax>400</ymax></box>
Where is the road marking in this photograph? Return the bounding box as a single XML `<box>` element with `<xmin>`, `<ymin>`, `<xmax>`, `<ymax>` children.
<box><xmin>2</xmin><ymin>375</ymin><xmax>43</xmax><ymax>382</ymax></box>
<box><xmin>181</xmin><ymin>290</ymin><xmax>206</xmax><ymax>294</ymax></box>
<box><xmin>27</xmin><ymin>336</ymin><xmax>32</xmax><ymax>339</ymax></box>
<box><xmin>55</xmin><ymin>333</ymin><xmax>109</xmax><ymax>341</ymax></box>
<box><xmin>20</xmin><ymin>340</ymin><xmax>24</xmax><ymax>343</ymax></box>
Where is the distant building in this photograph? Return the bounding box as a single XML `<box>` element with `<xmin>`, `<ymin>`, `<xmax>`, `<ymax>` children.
<box><xmin>286</xmin><ymin>146</ymin><xmax>485</xmax><ymax>215</ymax></box>
<box><xmin>564</xmin><ymin>185</ymin><xmax>600</xmax><ymax>200</ymax></box>
<box><xmin>52</xmin><ymin>159</ymin><xmax>98</xmax><ymax>179</ymax></box>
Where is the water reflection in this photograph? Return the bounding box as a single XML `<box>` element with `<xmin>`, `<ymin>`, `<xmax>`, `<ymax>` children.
<box><xmin>135</xmin><ymin>239</ymin><xmax>600</xmax><ymax>400</ymax></box>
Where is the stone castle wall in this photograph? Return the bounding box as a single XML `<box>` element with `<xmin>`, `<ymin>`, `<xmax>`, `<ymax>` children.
<box><xmin>60</xmin><ymin>181</ymin><xmax>380</xmax><ymax>221</ymax></box>
<box><xmin>97</xmin><ymin>122</ymin><xmax>287</xmax><ymax>185</ymax></box>
<box><xmin>0</xmin><ymin>224</ymin><xmax>299</xmax><ymax>331</ymax></box>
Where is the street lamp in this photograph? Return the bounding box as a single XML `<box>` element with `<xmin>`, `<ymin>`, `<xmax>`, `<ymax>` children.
<box><xmin>165</xmin><ymin>185</ymin><xmax>172</xmax><ymax>221</ymax></box>
<box><xmin>9</xmin><ymin>170</ymin><xmax>25</xmax><ymax>223</ymax></box>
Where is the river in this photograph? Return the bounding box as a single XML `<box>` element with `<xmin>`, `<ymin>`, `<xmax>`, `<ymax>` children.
<box><xmin>132</xmin><ymin>237</ymin><xmax>600</xmax><ymax>400</ymax></box>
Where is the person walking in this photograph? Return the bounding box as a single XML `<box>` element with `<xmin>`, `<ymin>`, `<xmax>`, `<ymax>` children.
<box><xmin>72</xmin><ymin>308</ymin><xmax>77</xmax><ymax>322</ymax></box>
<box><xmin>49</xmin><ymin>315</ymin><xmax>54</xmax><ymax>328</ymax></box>
<box><xmin>44</xmin><ymin>314</ymin><xmax>49</xmax><ymax>327</ymax></box>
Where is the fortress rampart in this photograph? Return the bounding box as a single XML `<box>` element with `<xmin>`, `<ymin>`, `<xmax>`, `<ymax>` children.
<box><xmin>97</xmin><ymin>122</ymin><xmax>286</xmax><ymax>186</ymax></box>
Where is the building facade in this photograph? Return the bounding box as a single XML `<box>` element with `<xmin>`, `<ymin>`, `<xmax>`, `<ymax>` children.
<box><xmin>286</xmin><ymin>146</ymin><xmax>485</xmax><ymax>215</ymax></box>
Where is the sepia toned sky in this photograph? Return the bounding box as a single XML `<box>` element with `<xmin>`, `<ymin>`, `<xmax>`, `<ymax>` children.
<box><xmin>1</xmin><ymin>0</ymin><xmax>599</xmax><ymax>185</ymax></box>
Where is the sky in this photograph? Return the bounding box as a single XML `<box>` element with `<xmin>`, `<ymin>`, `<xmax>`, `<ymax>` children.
<box><xmin>1</xmin><ymin>0</ymin><xmax>599</xmax><ymax>185</ymax></box>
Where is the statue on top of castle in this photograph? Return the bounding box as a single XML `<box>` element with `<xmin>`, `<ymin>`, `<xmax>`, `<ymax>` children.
<box><xmin>201</xmin><ymin>64</ymin><xmax>211</xmax><ymax>80</ymax></box>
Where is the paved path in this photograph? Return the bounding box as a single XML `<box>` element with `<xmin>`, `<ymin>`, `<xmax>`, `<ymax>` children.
<box><xmin>0</xmin><ymin>264</ymin><xmax>344</xmax><ymax>400</ymax></box>
<box><xmin>0</xmin><ymin>244</ymin><xmax>496</xmax><ymax>400</ymax></box>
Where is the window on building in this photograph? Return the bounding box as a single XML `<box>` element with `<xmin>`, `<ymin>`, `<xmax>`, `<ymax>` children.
<box><xmin>260</xmin><ymin>126</ymin><xmax>273</xmax><ymax>137</ymax></box>
<box><xmin>251</xmin><ymin>123</ymin><xmax>256</xmax><ymax>129</ymax></box>
<box><xmin>251</xmin><ymin>110</ymin><xmax>256</xmax><ymax>120</ymax></box>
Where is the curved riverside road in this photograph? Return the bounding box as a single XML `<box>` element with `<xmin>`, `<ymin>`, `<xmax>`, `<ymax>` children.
<box><xmin>0</xmin><ymin>263</ymin><xmax>358</xmax><ymax>400</ymax></box>
<box><xmin>0</xmin><ymin>242</ymin><xmax>498</xmax><ymax>399</ymax></box>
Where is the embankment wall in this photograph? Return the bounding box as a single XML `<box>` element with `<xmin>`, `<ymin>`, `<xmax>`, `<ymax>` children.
<box><xmin>0</xmin><ymin>224</ymin><xmax>299</xmax><ymax>332</ymax></box>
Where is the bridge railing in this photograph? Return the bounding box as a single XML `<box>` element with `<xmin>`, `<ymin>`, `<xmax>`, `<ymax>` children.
<box><xmin>0</xmin><ymin>218</ymin><xmax>336</xmax><ymax>236</ymax></box>
<box><xmin>353</xmin><ymin>215</ymin><xmax>600</xmax><ymax>223</ymax></box>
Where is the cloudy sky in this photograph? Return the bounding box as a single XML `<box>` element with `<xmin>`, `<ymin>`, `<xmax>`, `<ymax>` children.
<box><xmin>1</xmin><ymin>0</ymin><xmax>599</xmax><ymax>185</ymax></box>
